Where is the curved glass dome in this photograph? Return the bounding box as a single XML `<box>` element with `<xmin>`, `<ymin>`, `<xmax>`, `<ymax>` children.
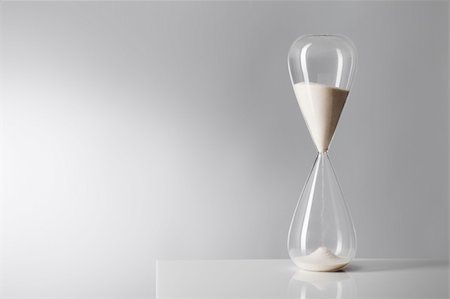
<box><xmin>288</xmin><ymin>34</ymin><xmax>357</xmax><ymax>90</ymax></box>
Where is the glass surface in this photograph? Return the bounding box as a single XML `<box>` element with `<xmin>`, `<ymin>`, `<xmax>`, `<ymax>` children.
<box><xmin>287</xmin><ymin>35</ymin><xmax>357</xmax><ymax>271</ymax></box>
<box><xmin>288</xmin><ymin>34</ymin><xmax>357</xmax><ymax>89</ymax></box>
<box><xmin>287</xmin><ymin>153</ymin><xmax>356</xmax><ymax>271</ymax></box>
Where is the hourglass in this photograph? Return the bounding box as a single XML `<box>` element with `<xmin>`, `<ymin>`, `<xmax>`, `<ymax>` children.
<box><xmin>287</xmin><ymin>35</ymin><xmax>357</xmax><ymax>272</ymax></box>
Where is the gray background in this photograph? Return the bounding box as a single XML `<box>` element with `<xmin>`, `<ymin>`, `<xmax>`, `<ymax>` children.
<box><xmin>0</xmin><ymin>1</ymin><xmax>448</xmax><ymax>297</ymax></box>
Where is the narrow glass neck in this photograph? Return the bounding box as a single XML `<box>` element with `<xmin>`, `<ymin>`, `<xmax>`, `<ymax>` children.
<box><xmin>318</xmin><ymin>151</ymin><xmax>329</xmax><ymax>157</ymax></box>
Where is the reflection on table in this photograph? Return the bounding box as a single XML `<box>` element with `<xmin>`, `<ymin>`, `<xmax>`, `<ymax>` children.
<box><xmin>288</xmin><ymin>270</ymin><xmax>356</xmax><ymax>299</ymax></box>
<box><xmin>156</xmin><ymin>259</ymin><xmax>449</xmax><ymax>299</ymax></box>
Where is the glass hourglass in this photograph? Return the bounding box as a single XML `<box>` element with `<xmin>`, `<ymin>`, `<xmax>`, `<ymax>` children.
<box><xmin>287</xmin><ymin>35</ymin><xmax>357</xmax><ymax>272</ymax></box>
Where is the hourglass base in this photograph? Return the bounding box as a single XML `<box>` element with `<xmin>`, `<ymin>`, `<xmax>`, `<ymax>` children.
<box><xmin>292</xmin><ymin>247</ymin><xmax>351</xmax><ymax>272</ymax></box>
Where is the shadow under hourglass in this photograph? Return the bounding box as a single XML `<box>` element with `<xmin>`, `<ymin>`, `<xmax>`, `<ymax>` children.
<box><xmin>287</xmin><ymin>270</ymin><xmax>357</xmax><ymax>299</ymax></box>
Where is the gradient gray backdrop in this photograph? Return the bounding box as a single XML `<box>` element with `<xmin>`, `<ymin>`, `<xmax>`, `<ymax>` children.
<box><xmin>0</xmin><ymin>1</ymin><xmax>448</xmax><ymax>297</ymax></box>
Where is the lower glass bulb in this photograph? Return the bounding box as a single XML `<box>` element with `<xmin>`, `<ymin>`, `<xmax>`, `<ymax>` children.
<box><xmin>287</xmin><ymin>152</ymin><xmax>356</xmax><ymax>272</ymax></box>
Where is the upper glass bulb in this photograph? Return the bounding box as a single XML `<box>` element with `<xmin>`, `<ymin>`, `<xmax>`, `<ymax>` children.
<box><xmin>288</xmin><ymin>35</ymin><xmax>357</xmax><ymax>152</ymax></box>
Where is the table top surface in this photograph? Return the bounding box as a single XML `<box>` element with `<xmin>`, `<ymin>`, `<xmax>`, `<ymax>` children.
<box><xmin>157</xmin><ymin>259</ymin><xmax>449</xmax><ymax>299</ymax></box>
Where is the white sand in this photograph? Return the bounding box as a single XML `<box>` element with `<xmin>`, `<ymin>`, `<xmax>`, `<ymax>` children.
<box><xmin>293</xmin><ymin>82</ymin><xmax>349</xmax><ymax>152</ymax></box>
<box><xmin>293</xmin><ymin>247</ymin><xmax>350</xmax><ymax>272</ymax></box>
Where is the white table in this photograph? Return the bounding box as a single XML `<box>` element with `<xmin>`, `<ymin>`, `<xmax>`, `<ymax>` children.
<box><xmin>157</xmin><ymin>259</ymin><xmax>449</xmax><ymax>299</ymax></box>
